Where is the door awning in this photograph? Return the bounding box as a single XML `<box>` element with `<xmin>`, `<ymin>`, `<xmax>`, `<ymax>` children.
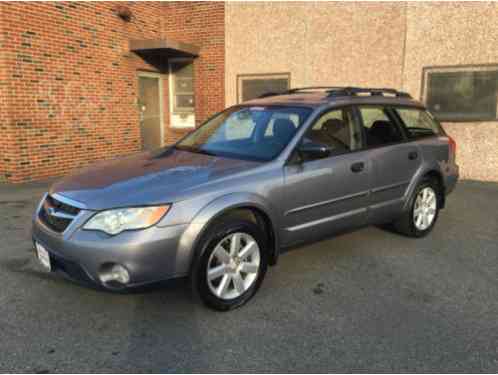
<box><xmin>129</xmin><ymin>39</ymin><xmax>200</xmax><ymax>58</ymax></box>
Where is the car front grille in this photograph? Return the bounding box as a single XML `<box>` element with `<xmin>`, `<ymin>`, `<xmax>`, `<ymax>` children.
<box><xmin>39</xmin><ymin>195</ymin><xmax>81</xmax><ymax>233</ymax></box>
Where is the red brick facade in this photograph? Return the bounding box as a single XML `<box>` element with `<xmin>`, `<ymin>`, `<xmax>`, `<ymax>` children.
<box><xmin>162</xmin><ymin>2</ymin><xmax>225</xmax><ymax>144</ymax></box>
<box><xmin>0</xmin><ymin>1</ymin><xmax>225</xmax><ymax>183</ymax></box>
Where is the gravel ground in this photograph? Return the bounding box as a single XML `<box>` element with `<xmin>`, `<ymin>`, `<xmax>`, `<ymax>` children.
<box><xmin>0</xmin><ymin>180</ymin><xmax>497</xmax><ymax>373</ymax></box>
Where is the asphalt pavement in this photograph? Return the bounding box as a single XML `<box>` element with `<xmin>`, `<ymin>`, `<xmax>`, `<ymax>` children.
<box><xmin>0</xmin><ymin>179</ymin><xmax>497</xmax><ymax>373</ymax></box>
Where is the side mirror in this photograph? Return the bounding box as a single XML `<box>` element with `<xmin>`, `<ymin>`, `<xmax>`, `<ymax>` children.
<box><xmin>297</xmin><ymin>142</ymin><xmax>331</xmax><ymax>160</ymax></box>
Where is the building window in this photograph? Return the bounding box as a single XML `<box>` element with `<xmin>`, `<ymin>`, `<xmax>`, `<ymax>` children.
<box><xmin>422</xmin><ymin>66</ymin><xmax>498</xmax><ymax>122</ymax></box>
<box><xmin>169</xmin><ymin>59</ymin><xmax>195</xmax><ymax>114</ymax></box>
<box><xmin>237</xmin><ymin>73</ymin><xmax>290</xmax><ymax>103</ymax></box>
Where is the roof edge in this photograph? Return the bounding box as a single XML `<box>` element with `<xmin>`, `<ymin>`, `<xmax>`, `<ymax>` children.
<box><xmin>129</xmin><ymin>39</ymin><xmax>200</xmax><ymax>57</ymax></box>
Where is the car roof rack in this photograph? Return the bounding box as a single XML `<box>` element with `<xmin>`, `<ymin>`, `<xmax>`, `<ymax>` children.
<box><xmin>257</xmin><ymin>86</ymin><xmax>411</xmax><ymax>99</ymax></box>
<box><xmin>326</xmin><ymin>87</ymin><xmax>412</xmax><ymax>98</ymax></box>
<box><xmin>256</xmin><ymin>87</ymin><xmax>338</xmax><ymax>98</ymax></box>
<box><xmin>257</xmin><ymin>92</ymin><xmax>285</xmax><ymax>98</ymax></box>
<box><xmin>288</xmin><ymin>86</ymin><xmax>346</xmax><ymax>93</ymax></box>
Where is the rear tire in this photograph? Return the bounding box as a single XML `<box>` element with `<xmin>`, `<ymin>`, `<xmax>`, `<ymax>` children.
<box><xmin>393</xmin><ymin>178</ymin><xmax>441</xmax><ymax>237</ymax></box>
<box><xmin>191</xmin><ymin>218</ymin><xmax>268</xmax><ymax>311</ymax></box>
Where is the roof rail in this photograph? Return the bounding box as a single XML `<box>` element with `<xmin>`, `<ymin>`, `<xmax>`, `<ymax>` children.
<box><xmin>257</xmin><ymin>87</ymin><xmax>339</xmax><ymax>98</ymax></box>
<box><xmin>257</xmin><ymin>86</ymin><xmax>412</xmax><ymax>99</ymax></box>
<box><xmin>327</xmin><ymin>87</ymin><xmax>411</xmax><ymax>98</ymax></box>
<box><xmin>257</xmin><ymin>92</ymin><xmax>285</xmax><ymax>98</ymax></box>
<box><xmin>288</xmin><ymin>86</ymin><xmax>345</xmax><ymax>93</ymax></box>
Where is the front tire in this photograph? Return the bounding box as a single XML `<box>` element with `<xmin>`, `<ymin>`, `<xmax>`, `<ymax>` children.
<box><xmin>393</xmin><ymin>178</ymin><xmax>441</xmax><ymax>237</ymax></box>
<box><xmin>192</xmin><ymin>218</ymin><xmax>268</xmax><ymax>311</ymax></box>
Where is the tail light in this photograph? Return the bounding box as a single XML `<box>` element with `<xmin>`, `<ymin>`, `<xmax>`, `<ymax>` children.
<box><xmin>448</xmin><ymin>135</ymin><xmax>456</xmax><ymax>159</ymax></box>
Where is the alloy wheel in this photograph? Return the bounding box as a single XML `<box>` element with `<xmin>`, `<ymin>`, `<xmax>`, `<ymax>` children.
<box><xmin>206</xmin><ymin>232</ymin><xmax>261</xmax><ymax>300</ymax></box>
<box><xmin>413</xmin><ymin>186</ymin><xmax>437</xmax><ymax>231</ymax></box>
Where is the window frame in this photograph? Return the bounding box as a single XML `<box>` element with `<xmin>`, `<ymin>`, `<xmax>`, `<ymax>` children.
<box><xmin>175</xmin><ymin>104</ymin><xmax>313</xmax><ymax>162</ymax></box>
<box><xmin>168</xmin><ymin>58</ymin><xmax>195</xmax><ymax>115</ymax></box>
<box><xmin>391</xmin><ymin>106</ymin><xmax>445</xmax><ymax>140</ymax></box>
<box><xmin>236</xmin><ymin>72</ymin><xmax>291</xmax><ymax>104</ymax></box>
<box><xmin>354</xmin><ymin>105</ymin><xmax>409</xmax><ymax>149</ymax></box>
<box><xmin>288</xmin><ymin>105</ymin><xmax>365</xmax><ymax>164</ymax></box>
<box><xmin>137</xmin><ymin>71</ymin><xmax>165</xmax><ymax>148</ymax></box>
<box><xmin>421</xmin><ymin>64</ymin><xmax>498</xmax><ymax>123</ymax></box>
<box><xmin>285</xmin><ymin>103</ymin><xmax>441</xmax><ymax>165</ymax></box>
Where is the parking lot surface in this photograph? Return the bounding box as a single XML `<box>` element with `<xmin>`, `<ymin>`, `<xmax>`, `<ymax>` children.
<box><xmin>0</xmin><ymin>180</ymin><xmax>497</xmax><ymax>373</ymax></box>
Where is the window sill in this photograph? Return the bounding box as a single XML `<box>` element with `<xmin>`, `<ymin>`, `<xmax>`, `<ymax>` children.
<box><xmin>170</xmin><ymin>124</ymin><xmax>196</xmax><ymax>130</ymax></box>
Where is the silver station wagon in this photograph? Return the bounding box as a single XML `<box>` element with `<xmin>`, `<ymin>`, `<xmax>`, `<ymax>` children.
<box><xmin>32</xmin><ymin>87</ymin><xmax>459</xmax><ymax>310</ymax></box>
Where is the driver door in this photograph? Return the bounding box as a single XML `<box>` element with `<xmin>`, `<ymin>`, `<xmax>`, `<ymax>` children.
<box><xmin>281</xmin><ymin>107</ymin><xmax>371</xmax><ymax>246</ymax></box>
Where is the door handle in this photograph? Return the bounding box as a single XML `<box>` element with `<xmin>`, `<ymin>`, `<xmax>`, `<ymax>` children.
<box><xmin>408</xmin><ymin>151</ymin><xmax>418</xmax><ymax>160</ymax></box>
<box><xmin>351</xmin><ymin>162</ymin><xmax>365</xmax><ymax>173</ymax></box>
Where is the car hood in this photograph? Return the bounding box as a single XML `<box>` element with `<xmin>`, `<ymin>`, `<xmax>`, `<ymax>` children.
<box><xmin>50</xmin><ymin>148</ymin><xmax>263</xmax><ymax>210</ymax></box>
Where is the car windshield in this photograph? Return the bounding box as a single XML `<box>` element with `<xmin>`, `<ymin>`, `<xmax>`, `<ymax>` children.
<box><xmin>175</xmin><ymin>106</ymin><xmax>313</xmax><ymax>162</ymax></box>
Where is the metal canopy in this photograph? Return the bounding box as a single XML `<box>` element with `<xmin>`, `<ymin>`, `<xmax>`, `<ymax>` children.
<box><xmin>129</xmin><ymin>39</ymin><xmax>200</xmax><ymax>58</ymax></box>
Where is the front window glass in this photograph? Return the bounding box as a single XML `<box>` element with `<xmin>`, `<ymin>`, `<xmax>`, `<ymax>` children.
<box><xmin>304</xmin><ymin>108</ymin><xmax>361</xmax><ymax>156</ymax></box>
<box><xmin>176</xmin><ymin>106</ymin><xmax>312</xmax><ymax>161</ymax></box>
<box><xmin>264</xmin><ymin>113</ymin><xmax>299</xmax><ymax>137</ymax></box>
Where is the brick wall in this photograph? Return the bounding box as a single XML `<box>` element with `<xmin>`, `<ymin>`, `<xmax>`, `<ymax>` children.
<box><xmin>0</xmin><ymin>4</ymin><xmax>14</xmax><ymax>183</ymax></box>
<box><xmin>162</xmin><ymin>2</ymin><xmax>225</xmax><ymax>145</ymax></box>
<box><xmin>0</xmin><ymin>1</ymin><xmax>225</xmax><ymax>183</ymax></box>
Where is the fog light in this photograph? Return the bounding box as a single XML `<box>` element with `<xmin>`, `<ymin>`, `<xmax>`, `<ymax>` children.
<box><xmin>99</xmin><ymin>264</ymin><xmax>130</xmax><ymax>285</ymax></box>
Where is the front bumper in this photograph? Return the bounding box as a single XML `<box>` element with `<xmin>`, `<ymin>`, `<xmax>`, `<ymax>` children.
<box><xmin>32</xmin><ymin>211</ymin><xmax>190</xmax><ymax>289</ymax></box>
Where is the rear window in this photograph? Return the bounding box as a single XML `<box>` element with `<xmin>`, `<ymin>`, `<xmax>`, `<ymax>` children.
<box><xmin>395</xmin><ymin>108</ymin><xmax>443</xmax><ymax>139</ymax></box>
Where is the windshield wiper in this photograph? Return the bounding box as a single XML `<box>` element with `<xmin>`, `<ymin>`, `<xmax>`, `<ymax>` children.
<box><xmin>195</xmin><ymin>149</ymin><xmax>218</xmax><ymax>156</ymax></box>
<box><xmin>175</xmin><ymin>145</ymin><xmax>218</xmax><ymax>157</ymax></box>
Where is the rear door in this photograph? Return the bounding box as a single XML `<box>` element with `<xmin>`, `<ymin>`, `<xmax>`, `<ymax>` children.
<box><xmin>355</xmin><ymin>105</ymin><xmax>421</xmax><ymax>223</ymax></box>
<box><xmin>281</xmin><ymin>107</ymin><xmax>371</xmax><ymax>246</ymax></box>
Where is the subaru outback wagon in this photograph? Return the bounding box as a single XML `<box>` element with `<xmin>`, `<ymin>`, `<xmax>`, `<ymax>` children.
<box><xmin>32</xmin><ymin>87</ymin><xmax>459</xmax><ymax>310</ymax></box>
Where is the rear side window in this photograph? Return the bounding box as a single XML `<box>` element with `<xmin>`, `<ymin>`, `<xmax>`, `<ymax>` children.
<box><xmin>358</xmin><ymin>106</ymin><xmax>404</xmax><ymax>147</ymax></box>
<box><xmin>395</xmin><ymin>108</ymin><xmax>443</xmax><ymax>139</ymax></box>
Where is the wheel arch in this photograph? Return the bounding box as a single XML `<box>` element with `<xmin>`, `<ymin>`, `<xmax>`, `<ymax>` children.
<box><xmin>179</xmin><ymin>193</ymin><xmax>281</xmax><ymax>275</ymax></box>
<box><xmin>405</xmin><ymin>167</ymin><xmax>446</xmax><ymax>211</ymax></box>
<box><xmin>422</xmin><ymin>170</ymin><xmax>445</xmax><ymax>208</ymax></box>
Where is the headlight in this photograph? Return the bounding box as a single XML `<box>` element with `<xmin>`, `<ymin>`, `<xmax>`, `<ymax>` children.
<box><xmin>83</xmin><ymin>205</ymin><xmax>170</xmax><ymax>235</ymax></box>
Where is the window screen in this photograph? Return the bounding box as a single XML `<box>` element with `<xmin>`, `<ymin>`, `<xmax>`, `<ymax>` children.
<box><xmin>424</xmin><ymin>67</ymin><xmax>498</xmax><ymax>121</ymax></box>
<box><xmin>237</xmin><ymin>74</ymin><xmax>290</xmax><ymax>103</ymax></box>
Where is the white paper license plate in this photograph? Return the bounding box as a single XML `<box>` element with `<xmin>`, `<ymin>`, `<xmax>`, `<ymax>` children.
<box><xmin>35</xmin><ymin>242</ymin><xmax>51</xmax><ymax>271</ymax></box>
